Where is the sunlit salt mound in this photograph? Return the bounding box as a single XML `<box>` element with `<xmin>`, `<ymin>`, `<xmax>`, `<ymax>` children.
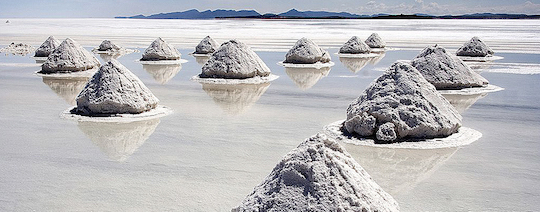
<box><xmin>34</xmin><ymin>36</ymin><xmax>60</xmax><ymax>57</ymax></box>
<box><xmin>141</xmin><ymin>37</ymin><xmax>181</xmax><ymax>61</ymax></box>
<box><xmin>41</xmin><ymin>38</ymin><xmax>100</xmax><ymax>73</ymax></box>
<box><xmin>365</xmin><ymin>33</ymin><xmax>386</xmax><ymax>48</ymax></box>
<box><xmin>345</xmin><ymin>61</ymin><xmax>462</xmax><ymax>143</ymax></box>
<box><xmin>339</xmin><ymin>36</ymin><xmax>371</xmax><ymax>54</ymax></box>
<box><xmin>97</xmin><ymin>40</ymin><xmax>122</xmax><ymax>52</ymax></box>
<box><xmin>233</xmin><ymin>134</ymin><xmax>399</xmax><ymax>212</ymax></box>
<box><xmin>200</xmin><ymin>40</ymin><xmax>271</xmax><ymax>79</ymax></box>
<box><xmin>456</xmin><ymin>36</ymin><xmax>494</xmax><ymax>57</ymax></box>
<box><xmin>284</xmin><ymin>37</ymin><xmax>331</xmax><ymax>64</ymax></box>
<box><xmin>411</xmin><ymin>45</ymin><xmax>488</xmax><ymax>90</ymax></box>
<box><xmin>194</xmin><ymin>36</ymin><xmax>219</xmax><ymax>54</ymax></box>
<box><xmin>74</xmin><ymin>60</ymin><xmax>159</xmax><ymax>115</ymax></box>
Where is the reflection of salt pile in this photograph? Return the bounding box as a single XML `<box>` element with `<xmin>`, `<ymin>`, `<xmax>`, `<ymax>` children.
<box><xmin>42</xmin><ymin>77</ymin><xmax>89</xmax><ymax>105</ymax></box>
<box><xmin>441</xmin><ymin>93</ymin><xmax>487</xmax><ymax>114</ymax></box>
<box><xmin>77</xmin><ymin>118</ymin><xmax>160</xmax><ymax>161</ymax></box>
<box><xmin>75</xmin><ymin>60</ymin><xmax>159</xmax><ymax>115</ymax></box>
<box><xmin>343</xmin><ymin>143</ymin><xmax>458</xmax><ymax>195</ymax></box>
<box><xmin>345</xmin><ymin>61</ymin><xmax>462</xmax><ymax>142</ymax></box>
<box><xmin>339</xmin><ymin>36</ymin><xmax>371</xmax><ymax>54</ymax></box>
<box><xmin>142</xmin><ymin>64</ymin><xmax>182</xmax><ymax>84</ymax></box>
<box><xmin>365</xmin><ymin>33</ymin><xmax>386</xmax><ymax>48</ymax></box>
<box><xmin>194</xmin><ymin>36</ymin><xmax>219</xmax><ymax>54</ymax></box>
<box><xmin>0</xmin><ymin>42</ymin><xmax>35</xmax><ymax>56</ymax></box>
<box><xmin>201</xmin><ymin>82</ymin><xmax>270</xmax><ymax>114</ymax></box>
<box><xmin>41</xmin><ymin>38</ymin><xmax>100</xmax><ymax>73</ymax></box>
<box><xmin>34</xmin><ymin>36</ymin><xmax>60</xmax><ymax>57</ymax></box>
<box><xmin>411</xmin><ymin>45</ymin><xmax>488</xmax><ymax>90</ymax></box>
<box><xmin>339</xmin><ymin>53</ymin><xmax>385</xmax><ymax>73</ymax></box>
<box><xmin>141</xmin><ymin>37</ymin><xmax>181</xmax><ymax>61</ymax></box>
<box><xmin>233</xmin><ymin>134</ymin><xmax>399</xmax><ymax>212</ymax></box>
<box><xmin>98</xmin><ymin>52</ymin><xmax>124</xmax><ymax>61</ymax></box>
<box><xmin>456</xmin><ymin>36</ymin><xmax>494</xmax><ymax>57</ymax></box>
<box><xmin>284</xmin><ymin>37</ymin><xmax>331</xmax><ymax>64</ymax></box>
<box><xmin>285</xmin><ymin>67</ymin><xmax>330</xmax><ymax>90</ymax></box>
<box><xmin>97</xmin><ymin>40</ymin><xmax>121</xmax><ymax>52</ymax></box>
<box><xmin>201</xmin><ymin>40</ymin><xmax>271</xmax><ymax>79</ymax></box>
<box><xmin>194</xmin><ymin>55</ymin><xmax>211</xmax><ymax>65</ymax></box>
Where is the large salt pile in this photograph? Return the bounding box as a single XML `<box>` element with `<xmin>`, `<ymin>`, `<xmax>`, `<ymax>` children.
<box><xmin>200</xmin><ymin>39</ymin><xmax>271</xmax><ymax>79</ymax></box>
<box><xmin>345</xmin><ymin>61</ymin><xmax>462</xmax><ymax>143</ymax></box>
<box><xmin>411</xmin><ymin>44</ymin><xmax>488</xmax><ymax>89</ymax></box>
<box><xmin>34</xmin><ymin>36</ymin><xmax>60</xmax><ymax>57</ymax></box>
<box><xmin>233</xmin><ymin>134</ymin><xmax>399</xmax><ymax>212</ymax></box>
<box><xmin>456</xmin><ymin>37</ymin><xmax>494</xmax><ymax>57</ymax></box>
<box><xmin>141</xmin><ymin>37</ymin><xmax>181</xmax><ymax>61</ymax></box>
<box><xmin>339</xmin><ymin>36</ymin><xmax>371</xmax><ymax>54</ymax></box>
<box><xmin>41</xmin><ymin>38</ymin><xmax>100</xmax><ymax>73</ymax></box>
<box><xmin>74</xmin><ymin>60</ymin><xmax>159</xmax><ymax>115</ymax></box>
<box><xmin>365</xmin><ymin>33</ymin><xmax>386</xmax><ymax>48</ymax></box>
<box><xmin>194</xmin><ymin>36</ymin><xmax>219</xmax><ymax>54</ymax></box>
<box><xmin>97</xmin><ymin>40</ymin><xmax>122</xmax><ymax>52</ymax></box>
<box><xmin>283</xmin><ymin>37</ymin><xmax>331</xmax><ymax>64</ymax></box>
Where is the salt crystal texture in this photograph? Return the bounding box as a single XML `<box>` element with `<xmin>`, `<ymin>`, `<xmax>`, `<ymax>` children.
<box><xmin>194</xmin><ymin>36</ymin><xmax>219</xmax><ymax>54</ymax></box>
<box><xmin>35</xmin><ymin>36</ymin><xmax>60</xmax><ymax>57</ymax></box>
<box><xmin>41</xmin><ymin>38</ymin><xmax>100</xmax><ymax>73</ymax></box>
<box><xmin>97</xmin><ymin>40</ymin><xmax>122</xmax><ymax>52</ymax></box>
<box><xmin>75</xmin><ymin>60</ymin><xmax>159</xmax><ymax>115</ymax></box>
<box><xmin>141</xmin><ymin>37</ymin><xmax>181</xmax><ymax>61</ymax></box>
<box><xmin>339</xmin><ymin>36</ymin><xmax>371</xmax><ymax>54</ymax></box>
<box><xmin>284</xmin><ymin>37</ymin><xmax>331</xmax><ymax>64</ymax></box>
<box><xmin>456</xmin><ymin>36</ymin><xmax>494</xmax><ymax>57</ymax></box>
<box><xmin>200</xmin><ymin>39</ymin><xmax>271</xmax><ymax>79</ymax></box>
<box><xmin>233</xmin><ymin>134</ymin><xmax>400</xmax><ymax>212</ymax></box>
<box><xmin>365</xmin><ymin>33</ymin><xmax>386</xmax><ymax>48</ymax></box>
<box><xmin>345</xmin><ymin>61</ymin><xmax>462</xmax><ymax>142</ymax></box>
<box><xmin>411</xmin><ymin>45</ymin><xmax>488</xmax><ymax>89</ymax></box>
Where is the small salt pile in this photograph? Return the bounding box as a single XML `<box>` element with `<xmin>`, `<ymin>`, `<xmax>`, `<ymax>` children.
<box><xmin>283</xmin><ymin>37</ymin><xmax>331</xmax><ymax>64</ymax></box>
<box><xmin>365</xmin><ymin>33</ymin><xmax>386</xmax><ymax>48</ymax></box>
<box><xmin>456</xmin><ymin>36</ymin><xmax>494</xmax><ymax>57</ymax></box>
<box><xmin>41</xmin><ymin>38</ymin><xmax>100</xmax><ymax>73</ymax></box>
<box><xmin>34</xmin><ymin>36</ymin><xmax>60</xmax><ymax>57</ymax></box>
<box><xmin>194</xmin><ymin>36</ymin><xmax>219</xmax><ymax>54</ymax></box>
<box><xmin>339</xmin><ymin>36</ymin><xmax>371</xmax><ymax>54</ymax></box>
<box><xmin>141</xmin><ymin>37</ymin><xmax>181</xmax><ymax>61</ymax></box>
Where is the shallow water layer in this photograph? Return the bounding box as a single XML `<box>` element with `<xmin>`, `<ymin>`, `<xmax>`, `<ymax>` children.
<box><xmin>0</xmin><ymin>19</ymin><xmax>539</xmax><ymax>211</ymax></box>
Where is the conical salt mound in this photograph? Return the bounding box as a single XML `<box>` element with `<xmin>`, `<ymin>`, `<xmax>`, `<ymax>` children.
<box><xmin>75</xmin><ymin>60</ymin><xmax>159</xmax><ymax>115</ymax></box>
<box><xmin>194</xmin><ymin>36</ymin><xmax>219</xmax><ymax>54</ymax></box>
<box><xmin>345</xmin><ymin>61</ymin><xmax>462</xmax><ymax>142</ymax></box>
<box><xmin>34</xmin><ymin>36</ymin><xmax>60</xmax><ymax>57</ymax></box>
<box><xmin>411</xmin><ymin>44</ymin><xmax>488</xmax><ymax>89</ymax></box>
<box><xmin>232</xmin><ymin>134</ymin><xmax>400</xmax><ymax>212</ymax></box>
<box><xmin>97</xmin><ymin>40</ymin><xmax>122</xmax><ymax>51</ymax></box>
<box><xmin>456</xmin><ymin>36</ymin><xmax>494</xmax><ymax>57</ymax></box>
<box><xmin>284</xmin><ymin>37</ymin><xmax>331</xmax><ymax>64</ymax></box>
<box><xmin>200</xmin><ymin>39</ymin><xmax>271</xmax><ymax>79</ymax></box>
<box><xmin>339</xmin><ymin>36</ymin><xmax>371</xmax><ymax>54</ymax></box>
<box><xmin>41</xmin><ymin>38</ymin><xmax>100</xmax><ymax>73</ymax></box>
<box><xmin>365</xmin><ymin>33</ymin><xmax>386</xmax><ymax>48</ymax></box>
<box><xmin>141</xmin><ymin>37</ymin><xmax>181</xmax><ymax>61</ymax></box>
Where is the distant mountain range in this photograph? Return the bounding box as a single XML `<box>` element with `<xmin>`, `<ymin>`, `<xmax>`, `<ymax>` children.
<box><xmin>116</xmin><ymin>9</ymin><xmax>540</xmax><ymax>19</ymax></box>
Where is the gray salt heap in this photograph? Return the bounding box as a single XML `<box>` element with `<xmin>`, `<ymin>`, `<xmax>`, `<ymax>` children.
<box><xmin>41</xmin><ymin>38</ymin><xmax>100</xmax><ymax>73</ymax></box>
<box><xmin>365</xmin><ymin>33</ymin><xmax>386</xmax><ymax>48</ymax></box>
<box><xmin>194</xmin><ymin>36</ymin><xmax>219</xmax><ymax>54</ymax></box>
<box><xmin>233</xmin><ymin>134</ymin><xmax>399</xmax><ymax>212</ymax></box>
<box><xmin>345</xmin><ymin>61</ymin><xmax>462</xmax><ymax>143</ymax></box>
<box><xmin>141</xmin><ymin>37</ymin><xmax>181</xmax><ymax>61</ymax></box>
<box><xmin>339</xmin><ymin>36</ymin><xmax>371</xmax><ymax>54</ymax></box>
<box><xmin>97</xmin><ymin>40</ymin><xmax>122</xmax><ymax>52</ymax></box>
<box><xmin>456</xmin><ymin>36</ymin><xmax>494</xmax><ymax>57</ymax></box>
<box><xmin>35</xmin><ymin>36</ymin><xmax>60</xmax><ymax>57</ymax></box>
<box><xmin>284</xmin><ymin>37</ymin><xmax>331</xmax><ymax>64</ymax></box>
<box><xmin>411</xmin><ymin>44</ymin><xmax>488</xmax><ymax>89</ymax></box>
<box><xmin>75</xmin><ymin>60</ymin><xmax>159</xmax><ymax>115</ymax></box>
<box><xmin>200</xmin><ymin>40</ymin><xmax>271</xmax><ymax>79</ymax></box>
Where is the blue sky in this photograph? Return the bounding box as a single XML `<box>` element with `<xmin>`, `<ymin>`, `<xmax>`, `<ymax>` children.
<box><xmin>1</xmin><ymin>0</ymin><xmax>539</xmax><ymax>18</ymax></box>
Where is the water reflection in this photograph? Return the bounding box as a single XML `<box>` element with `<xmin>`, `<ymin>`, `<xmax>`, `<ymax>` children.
<box><xmin>142</xmin><ymin>64</ymin><xmax>182</xmax><ymax>84</ymax></box>
<box><xmin>338</xmin><ymin>53</ymin><xmax>385</xmax><ymax>73</ymax></box>
<box><xmin>441</xmin><ymin>93</ymin><xmax>488</xmax><ymax>114</ymax></box>
<box><xmin>193</xmin><ymin>55</ymin><xmax>211</xmax><ymax>65</ymax></box>
<box><xmin>285</xmin><ymin>67</ymin><xmax>331</xmax><ymax>90</ymax></box>
<box><xmin>465</xmin><ymin>61</ymin><xmax>494</xmax><ymax>72</ymax></box>
<box><xmin>200</xmin><ymin>82</ymin><xmax>271</xmax><ymax>115</ymax></box>
<box><xmin>41</xmin><ymin>77</ymin><xmax>89</xmax><ymax>105</ymax></box>
<box><xmin>77</xmin><ymin>118</ymin><xmax>160</xmax><ymax>162</ymax></box>
<box><xmin>97</xmin><ymin>52</ymin><xmax>125</xmax><ymax>61</ymax></box>
<box><xmin>343</xmin><ymin>143</ymin><xmax>458</xmax><ymax>195</ymax></box>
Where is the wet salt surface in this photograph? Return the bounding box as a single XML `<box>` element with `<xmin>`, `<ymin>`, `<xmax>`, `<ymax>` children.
<box><xmin>0</xmin><ymin>19</ymin><xmax>539</xmax><ymax>211</ymax></box>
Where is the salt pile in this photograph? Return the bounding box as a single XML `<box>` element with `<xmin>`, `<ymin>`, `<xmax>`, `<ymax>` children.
<box><xmin>0</xmin><ymin>42</ymin><xmax>35</xmax><ymax>56</ymax></box>
<box><xmin>194</xmin><ymin>36</ymin><xmax>219</xmax><ymax>54</ymax></box>
<box><xmin>411</xmin><ymin>45</ymin><xmax>488</xmax><ymax>90</ymax></box>
<box><xmin>97</xmin><ymin>40</ymin><xmax>122</xmax><ymax>52</ymax></box>
<box><xmin>41</xmin><ymin>38</ymin><xmax>100</xmax><ymax>73</ymax></box>
<box><xmin>456</xmin><ymin>37</ymin><xmax>494</xmax><ymax>57</ymax></box>
<box><xmin>141</xmin><ymin>37</ymin><xmax>181</xmax><ymax>61</ymax></box>
<box><xmin>345</xmin><ymin>61</ymin><xmax>462</xmax><ymax>142</ymax></box>
<box><xmin>34</xmin><ymin>36</ymin><xmax>60</xmax><ymax>57</ymax></box>
<box><xmin>283</xmin><ymin>37</ymin><xmax>331</xmax><ymax>64</ymax></box>
<box><xmin>233</xmin><ymin>134</ymin><xmax>399</xmax><ymax>212</ymax></box>
<box><xmin>365</xmin><ymin>33</ymin><xmax>386</xmax><ymax>48</ymax></box>
<box><xmin>74</xmin><ymin>60</ymin><xmax>159</xmax><ymax>116</ymax></box>
<box><xmin>339</xmin><ymin>36</ymin><xmax>371</xmax><ymax>54</ymax></box>
<box><xmin>200</xmin><ymin>40</ymin><xmax>271</xmax><ymax>79</ymax></box>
